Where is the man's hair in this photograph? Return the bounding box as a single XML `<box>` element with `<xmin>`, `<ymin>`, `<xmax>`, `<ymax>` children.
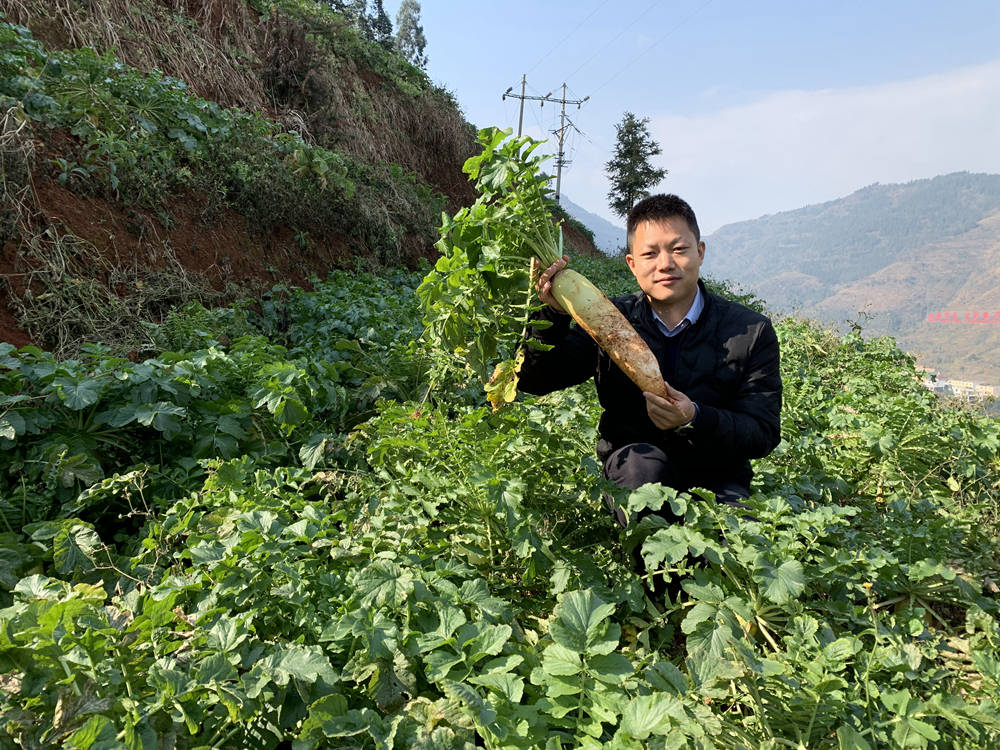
<box><xmin>626</xmin><ymin>194</ymin><xmax>701</xmax><ymax>250</ymax></box>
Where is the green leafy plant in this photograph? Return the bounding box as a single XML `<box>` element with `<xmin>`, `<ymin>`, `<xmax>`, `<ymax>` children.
<box><xmin>1</xmin><ymin>236</ymin><xmax>999</xmax><ymax>746</ymax></box>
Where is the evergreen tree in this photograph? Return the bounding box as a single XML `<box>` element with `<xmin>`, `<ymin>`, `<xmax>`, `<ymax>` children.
<box><xmin>367</xmin><ymin>0</ymin><xmax>393</xmax><ymax>49</ymax></box>
<box><xmin>324</xmin><ymin>0</ymin><xmax>364</xmax><ymax>27</ymax></box>
<box><xmin>394</xmin><ymin>0</ymin><xmax>428</xmax><ymax>68</ymax></box>
<box><xmin>605</xmin><ymin>112</ymin><xmax>667</xmax><ymax>218</ymax></box>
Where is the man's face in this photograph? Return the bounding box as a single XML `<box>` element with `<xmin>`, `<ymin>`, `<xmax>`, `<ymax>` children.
<box><xmin>626</xmin><ymin>216</ymin><xmax>706</xmax><ymax>313</ymax></box>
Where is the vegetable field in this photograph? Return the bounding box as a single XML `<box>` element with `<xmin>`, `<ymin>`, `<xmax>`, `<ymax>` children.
<box><xmin>1</xmin><ymin>248</ymin><xmax>999</xmax><ymax>748</ymax></box>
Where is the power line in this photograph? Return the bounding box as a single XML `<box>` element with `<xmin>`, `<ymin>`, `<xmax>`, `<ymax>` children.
<box><xmin>503</xmin><ymin>75</ymin><xmax>556</xmax><ymax>137</ymax></box>
<box><xmin>559</xmin><ymin>0</ymin><xmax>663</xmax><ymax>84</ymax></box>
<box><xmin>501</xmin><ymin>78</ymin><xmax>589</xmax><ymax>201</ymax></box>
<box><xmin>523</xmin><ymin>0</ymin><xmax>614</xmax><ymax>77</ymax></box>
<box><xmin>590</xmin><ymin>0</ymin><xmax>715</xmax><ymax>97</ymax></box>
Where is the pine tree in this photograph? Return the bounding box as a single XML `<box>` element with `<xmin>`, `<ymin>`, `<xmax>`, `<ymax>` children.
<box><xmin>367</xmin><ymin>0</ymin><xmax>393</xmax><ymax>49</ymax></box>
<box><xmin>605</xmin><ymin>112</ymin><xmax>667</xmax><ymax>218</ymax></box>
<box><xmin>324</xmin><ymin>0</ymin><xmax>364</xmax><ymax>27</ymax></box>
<box><xmin>394</xmin><ymin>0</ymin><xmax>428</xmax><ymax>69</ymax></box>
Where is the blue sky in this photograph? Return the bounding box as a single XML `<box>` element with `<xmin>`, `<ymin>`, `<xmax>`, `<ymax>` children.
<box><xmin>387</xmin><ymin>1</ymin><xmax>1000</xmax><ymax>234</ymax></box>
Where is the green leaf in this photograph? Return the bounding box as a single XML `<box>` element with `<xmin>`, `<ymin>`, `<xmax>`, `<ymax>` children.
<box><xmin>0</xmin><ymin>342</ymin><xmax>18</xmax><ymax>368</ymax></box>
<box><xmin>167</xmin><ymin>127</ymin><xmax>197</xmax><ymax>151</ymax></box>
<box><xmin>248</xmin><ymin>643</ymin><xmax>337</xmax><ymax>697</ymax></box>
<box><xmin>877</xmin><ymin>434</ymin><xmax>896</xmax><ymax>455</ymax></box>
<box><xmin>411</xmin><ymin>726</ymin><xmax>467</xmax><ymax>750</ymax></box>
<box><xmin>55</xmin><ymin>451</ymin><xmax>104</xmax><ymax>489</ymax></box>
<box><xmin>837</xmin><ymin>725</ymin><xmax>874</xmax><ymax>750</ymax></box>
<box><xmin>304</xmin><ymin>693</ymin><xmax>349</xmax><ymax>723</ymax></box>
<box><xmin>549</xmin><ymin>589</ymin><xmax>617</xmax><ymax>653</ymax></box>
<box><xmin>755</xmin><ymin>557</ymin><xmax>805</xmax><ymax>605</ymax></box>
<box><xmin>588</xmin><ymin>652</ymin><xmax>633</xmax><ymax>684</ymax></box>
<box><xmin>0</xmin><ymin>543</ymin><xmax>31</xmax><ymax>588</ymax></box>
<box><xmin>53</xmin><ymin>376</ymin><xmax>103</xmax><ymax>410</ymax></box>
<box><xmin>682</xmin><ymin>580</ymin><xmax>724</xmax><ymax>602</ymax></box>
<box><xmin>354</xmin><ymin>560</ymin><xmax>415</xmax><ymax>608</ymax></box>
<box><xmin>435</xmin><ymin>605</ymin><xmax>468</xmax><ymax>640</ymax></box>
<box><xmin>442</xmin><ymin>680</ymin><xmax>496</xmax><ymax>725</ymax></box>
<box><xmin>625</xmin><ymin>483</ymin><xmax>676</xmax><ymax>515</ymax></box>
<box><xmin>644</xmin><ymin>660</ymin><xmax>688</xmax><ymax>695</ymax></box>
<box><xmin>0</xmin><ymin>410</ymin><xmax>24</xmax><ymax>439</ymax></box>
<box><xmin>317</xmin><ymin>707</ymin><xmax>381</xmax><ymax>739</ymax></box>
<box><xmin>681</xmin><ymin>601</ymin><xmax>717</xmax><ymax>634</ymax></box>
<box><xmin>274</xmin><ymin>397</ymin><xmax>308</xmax><ymax>427</ymax></box>
<box><xmin>64</xmin><ymin>715</ymin><xmax>118</xmax><ymax>748</ymax></box>
<box><xmin>465</xmin><ymin>623</ymin><xmax>512</xmax><ymax>661</ymax></box>
<box><xmin>299</xmin><ymin>432</ymin><xmax>331</xmax><ymax>470</ymax></box>
<box><xmin>908</xmin><ymin>558</ymin><xmax>953</xmax><ymax>582</ymax></box>
<box><xmin>641</xmin><ymin>527</ymin><xmax>689</xmax><ymax>569</ymax></box>
<box><xmin>468</xmin><ymin>672</ymin><xmax>524</xmax><ymax>703</ymax></box>
<box><xmin>135</xmin><ymin>114</ymin><xmax>158</xmax><ymax>133</ymax></box>
<box><xmin>424</xmin><ymin>650</ymin><xmax>465</xmax><ymax>682</ymax></box>
<box><xmin>195</xmin><ymin>653</ymin><xmax>237</xmax><ymax>684</ymax></box>
<box><xmin>188</xmin><ymin>538</ymin><xmax>227</xmax><ymax>565</ymax></box>
<box><xmin>894</xmin><ymin>716</ymin><xmax>940</xmax><ymax>746</ymax></box>
<box><xmin>148</xmin><ymin>662</ymin><xmax>194</xmax><ymax>698</ymax></box>
<box><xmin>539</xmin><ymin>643</ymin><xmax>582</xmax><ymax>677</ymax></box>
<box><xmin>207</xmin><ymin>616</ymin><xmax>250</xmax><ymax>653</ymax></box>
<box><xmin>53</xmin><ymin>521</ymin><xmax>102</xmax><ymax>575</ymax></box>
<box><xmin>823</xmin><ymin>637</ymin><xmax>859</xmax><ymax>663</ymax></box>
<box><xmin>14</xmin><ymin>574</ymin><xmax>65</xmax><ymax>600</ymax></box>
<box><xmin>880</xmin><ymin>688</ymin><xmax>912</xmax><ymax>714</ymax></box>
<box><xmin>620</xmin><ymin>693</ymin><xmax>684</xmax><ymax>739</ymax></box>
<box><xmin>129</xmin><ymin>402</ymin><xmax>187</xmax><ymax>435</ymax></box>
<box><xmin>684</xmin><ymin>603</ymin><xmax>742</xmax><ymax>664</ymax></box>
<box><xmin>372</xmin><ymin>659</ymin><xmax>408</xmax><ymax>712</ymax></box>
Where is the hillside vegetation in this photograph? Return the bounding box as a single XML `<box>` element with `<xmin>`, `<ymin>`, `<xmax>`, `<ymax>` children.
<box><xmin>703</xmin><ymin>172</ymin><xmax>1000</xmax><ymax>384</ymax></box>
<box><xmin>0</xmin><ymin>0</ymin><xmax>601</xmax><ymax>357</ymax></box>
<box><xmin>1</xmin><ymin>250</ymin><xmax>999</xmax><ymax>747</ymax></box>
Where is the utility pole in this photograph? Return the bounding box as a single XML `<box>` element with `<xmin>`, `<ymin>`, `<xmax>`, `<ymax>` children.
<box><xmin>501</xmin><ymin>78</ymin><xmax>588</xmax><ymax>201</ymax></box>
<box><xmin>551</xmin><ymin>83</ymin><xmax>588</xmax><ymax>204</ymax></box>
<box><xmin>516</xmin><ymin>74</ymin><xmax>526</xmax><ymax>137</ymax></box>
<box><xmin>502</xmin><ymin>74</ymin><xmax>551</xmax><ymax>138</ymax></box>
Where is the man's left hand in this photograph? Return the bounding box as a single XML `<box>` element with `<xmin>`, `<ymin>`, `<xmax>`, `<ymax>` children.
<box><xmin>643</xmin><ymin>383</ymin><xmax>696</xmax><ymax>431</ymax></box>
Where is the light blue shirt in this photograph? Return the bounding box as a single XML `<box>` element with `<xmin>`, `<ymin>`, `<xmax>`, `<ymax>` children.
<box><xmin>650</xmin><ymin>286</ymin><xmax>704</xmax><ymax>338</ymax></box>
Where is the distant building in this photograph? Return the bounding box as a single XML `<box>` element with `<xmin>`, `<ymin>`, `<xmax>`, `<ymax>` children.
<box><xmin>926</xmin><ymin>377</ymin><xmax>998</xmax><ymax>403</ymax></box>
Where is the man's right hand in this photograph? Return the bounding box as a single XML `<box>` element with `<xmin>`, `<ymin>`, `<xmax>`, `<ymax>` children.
<box><xmin>532</xmin><ymin>255</ymin><xmax>569</xmax><ymax>314</ymax></box>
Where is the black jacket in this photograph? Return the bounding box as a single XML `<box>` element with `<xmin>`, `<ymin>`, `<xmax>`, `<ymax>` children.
<box><xmin>518</xmin><ymin>281</ymin><xmax>782</xmax><ymax>491</ymax></box>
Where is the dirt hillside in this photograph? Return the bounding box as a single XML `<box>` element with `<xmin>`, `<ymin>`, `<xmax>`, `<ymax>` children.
<box><xmin>0</xmin><ymin>0</ymin><xmax>603</xmax><ymax>353</ymax></box>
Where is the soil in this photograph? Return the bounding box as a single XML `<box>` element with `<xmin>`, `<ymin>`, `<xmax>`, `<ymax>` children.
<box><xmin>0</xmin><ymin>132</ymin><xmax>600</xmax><ymax>351</ymax></box>
<box><xmin>0</xmin><ymin>235</ymin><xmax>31</xmax><ymax>347</ymax></box>
<box><xmin>0</xmin><ymin>300</ymin><xmax>31</xmax><ymax>349</ymax></box>
<box><xmin>0</xmin><ymin>169</ymin><xmax>359</xmax><ymax>350</ymax></box>
<box><xmin>561</xmin><ymin>220</ymin><xmax>603</xmax><ymax>259</ymax></box>
<box><xmin>32</xmin><ymin>179</ymin><xmax>337</xmax><ymax>290</ymax></box>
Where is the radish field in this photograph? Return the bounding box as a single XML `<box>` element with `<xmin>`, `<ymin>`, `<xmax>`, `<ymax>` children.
<box><xmin>1</xmin><ymin>258</ymin><xmax>999</xmax><ymax>749</ymax></box>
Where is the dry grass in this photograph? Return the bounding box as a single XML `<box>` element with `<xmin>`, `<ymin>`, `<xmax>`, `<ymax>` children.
<box><xmin>259</xmin><ymin>11</ymin><xmax>476</xmax><ymax>210</ymax></box>
<box><xmin>11</xmin><ymin>0</ymin><xmax>476</xmax><ymax>205</ymax></box>
<box><xmin>0</xmin><ymin>106</ymin><xmax>36</xmax><ymax>244</ymax></box>
<box><xmin>0</xmin><ymin>105</ymin><xmax>225</xmax><ymax>357</ymax></box>
<box><xmin>5</xmin><ymin>0</ymin><xmax>480</xmax><ymax>278</ymax></box>
<box><xmin>13</xmin><ymin>227</ymin><xmax>225</xmax><ymax>357</ymax></box>
<box><xmin>10</xmin><ymin>0</ymin><xmax>266</xmax><ymax>108</ymax></box>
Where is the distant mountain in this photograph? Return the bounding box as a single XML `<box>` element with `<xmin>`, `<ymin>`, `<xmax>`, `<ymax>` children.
<box><xmin>703</xmin><ymin>172</ymin><xmax>1000</xmax><ymax>385</ymax></box>
<box><xmin>561</xmin><ymin>196</ymin><xmax>626</xmax><ymax>255</ymax></box>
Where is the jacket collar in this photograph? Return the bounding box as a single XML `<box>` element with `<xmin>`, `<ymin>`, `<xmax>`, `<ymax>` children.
<box><xmin>632</xmin><ymin>279</ymin><xmax>714</xmax><ymax>332</ymax></box>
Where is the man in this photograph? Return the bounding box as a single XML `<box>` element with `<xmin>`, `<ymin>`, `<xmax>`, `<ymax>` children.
<box><xmin>518</xmin><ymin>194</ymin><xmax>781</xmax><ymax>521</ymax></box>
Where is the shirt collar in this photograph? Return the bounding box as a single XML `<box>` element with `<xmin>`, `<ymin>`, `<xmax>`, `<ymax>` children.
<box><xmin>651</xmin><ymin>285</ymin><xmax>704</xmax><ymax>338</ymax></box>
